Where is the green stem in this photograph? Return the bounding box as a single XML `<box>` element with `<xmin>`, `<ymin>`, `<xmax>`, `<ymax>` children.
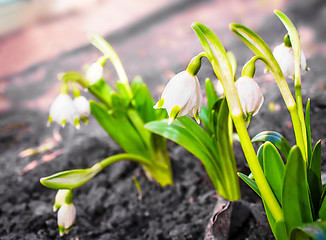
<box><xmin>87</xmin><ymin>33</ymin><xmax>132</xmax><ymax>99</ymax></box>
<box><xmin>98</xmin><ymin>153</ymin><xmax>153</xmax><ymax>170</ymax></box>
<box><xmin>233</xmin><ymin>115</ymin><xmax>284</xmax><ymax>222</ymax></box>
<box><xmin>192</xmin><ymin>22</ymin><xmax>283</xmax><ymax>221</ymax></box>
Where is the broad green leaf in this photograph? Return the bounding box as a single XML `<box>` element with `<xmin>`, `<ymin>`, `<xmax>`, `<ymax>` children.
<box><xmin>263</xmin><ymin>142</ymin><xmax>285</xmax><ymax>204</ymax></box>
<box><xmin>131</xmin><ymin>76</ymin><xmax>166</xmax><ymax>122</ymax></box>
<box><xmin>252</xmin><ymin>131</ymin><xmax>291</xmax><ymax>158</ymax></box>
<box><xmin>178</xmin><ymin>116</ymin><xmax>218</xmax><ymax>158</ymax></box>
<box><xmin>290</xmin><ymin>221</ymin><xmax>326</xmax><ymax>240</ymax></box>
<box><xmin>308</xmin><ymin>140</ymin><xmax>322</xmax><ymax>219</ymax></box>
<box><xmin>40</xmin><ymin>163</ymin><xmax>102</xmax><ymax>190</ymax></box>
<box><xmin>319</xmin><ymin>189</ymin><xmax>326</xmax><ymax>220</ymax></box>
<box><xmin>88</xmin><ymin>78</ymin><xmax>115</xmax><ymax>107</ymax></box>
<box><xmin>305</xmin><ymin>99</ymin><xmax>312</xmax><ymax>164</ymax></box>
<box><xmin>282</xmin><ymin>146</ymin><xmax>313</xmax><ymax>233</ymax></box>
<box><xmin>238</xmin><ymin>172</ymin><xmax>260</xmax><ymax>197</ymax></box>
<box><xmin>90</xmin><ymin>100</ymin><xmax>149</xmax><ymax>157</ymax></box>
<box><xmin>263</xmin><ymin>200</ymin><xmax>288</xmax><ymax>240</ymax></box>
<box><xmin>145</xmin><ymin>119</ymin><xmax>224</xmax><ymax>195</ymax></box>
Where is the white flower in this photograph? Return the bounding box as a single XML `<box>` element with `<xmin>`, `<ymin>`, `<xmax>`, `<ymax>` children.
<box><xmin>73</xmin><ymin>96</ymin><xmax>90</xmax><ymax>124</ymax></box>
<box><xmin>53</xmin><ymin>189</ymin><xmax>70</xmax><ymax>212</ymax></box>
<box><xmin>272</xmin><ymin>43</ymin><xmax>307</xmax><ymax>78</ymax></box>
<box><xmin>85</xmin><ymin>62</ymin><xmax>103</xmax><ymax>85</ymax></box>
<box><xmin>235</xmin><ymin>76</ymin><xmax>264</xmax><ymax>117</ymax></box>
<box><xmin>48</xmin><ymin>94</ymin><xmax>80</xmax><ymax>129</ymax></box>
<box><xmin>57</xmin><ymin>202</ymin><xmax>76</xmax><ymax>236</ymax></box>
<box><xmin>154</xmin><ymin>70</ymin><xmax>203</xmax><ymax>124</ymax></box>
<box><xmin>215</xmin><ymin>80</ymin><xmax>225</xmax><ymax>98</ymax></box>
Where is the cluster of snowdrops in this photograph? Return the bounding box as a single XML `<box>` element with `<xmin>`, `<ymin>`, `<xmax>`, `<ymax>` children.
<box><xmin>40</xmin><ymin>11</ymin><xmax>326</xmax><ymax>240</ymax></box>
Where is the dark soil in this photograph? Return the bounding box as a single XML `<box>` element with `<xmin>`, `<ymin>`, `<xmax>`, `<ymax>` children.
<box><xmin>1</xmin><ymin>0</ymin><xmax>326</xmax><ymax>239</ymax></box>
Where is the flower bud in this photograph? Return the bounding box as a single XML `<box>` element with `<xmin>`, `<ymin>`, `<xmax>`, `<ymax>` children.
<box><xmin>235</xmin><ymin>76</ymin><xmax>264</xmax><ymax>118</ymax></box>
<box><xmin>272</xmin><ymin>43</ymin><xmax>307</xmax><ymax>78</ymax></box>
<box><xmin>58</xmin><ymin>202</ymin><xmax>76</xmax><ymax>236</ymax></box>
<box><xmin>56</xmin><ymin>190</ymin><xmax>75</xmax><ymax>236</ymax></box>
<box><xmin>73</xmin><ymin>96</ymin><xmax>90</xmax><ymax>124</ymax></box>
<box><xmin>154</xmin><ymin>70</ymin><xmax>203</xmax><ymax>124</ymax></box>
<box><xmin>48</xmin><ymin>94</ymin><xmax>80</xmax><ymax>129</ymax></box>
<box><xmin>85</xmin><ymin>62</ymin><xmax>103</xmax><ymax>85</ymax></box>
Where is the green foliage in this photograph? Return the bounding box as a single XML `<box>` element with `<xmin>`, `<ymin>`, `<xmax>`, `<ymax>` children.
<box><xmin>252</xmin><ymin>131</ymin><xmax>291</xmax><ymax>158</ymax></box>
<box><xmin>146</xmin><ymin>79</ymin><xmax>240</xmax><ymax>201</ymax></box>
<box><xmin>290</xmin><ymin>221</ymin><xmax>326</xmax><ymax>240</ymax></box>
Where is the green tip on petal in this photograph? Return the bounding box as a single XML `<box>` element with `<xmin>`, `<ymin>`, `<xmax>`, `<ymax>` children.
<box><xmin>58</xmin><ymin>225</ymin><xmax>65</xmax><ymax>236</ymax></box>
<box><xmin>80</xmin><ymin>117</ymin><xmax>88</xmax><ymax>124</ymax></box>
<box><xmin>61</xmin><ymin>119</ymin><xmax>66</xmax><ymax>128</ymax></box>
<box><xmin>74</xmin><ymin>118</ymin><xmax>80</xmax><ymax>129</ymax></box>
<box><xmin>154</xmin><ymin>98</ymin><xmax>164</xmax><ymax>109</ymax></box>
<box><xmin>168</xmin><ymin>105</ymin><xmax>181</xmax><ymax>125</ymax></box>
<box><xmin>47</xmin><ymin>116</ymin><xmax>52</xmax><ymax>127</ymax></box>
<box><xmin>194</xmin><ymin>109</ymin><xmax>200</xmax><ymax>124</ymax></box>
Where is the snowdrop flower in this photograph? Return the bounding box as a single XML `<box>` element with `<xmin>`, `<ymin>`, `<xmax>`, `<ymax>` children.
<box><xmin>53</xmin><ymin>189</ymin><xmax>70</xmax><ymax>212</ymax></box>
<box><xmin>54</xmin><ymin>189</ymin><xmax>76</xmax><ymax>236</ymax></box>
<box><xmin>272</xmin><ymin>43</ymin><xmax>307</xmax><ymax>78</ymax></box>
<box><xmin>235</xmin><ymin>76</ymin><xmax>264</xmax><ymax>118</ymax></box>
<box><xmin>154</xmin><ymin>70</ymin><xmax>203</xmax><ymax>125</ymax></box>
<box><xmin>48</xmin><ymin>94</ymin><xmax>80</xmax><ymax>129</ymax></box>
<box><xmin>85</xmin><ymin>62</ymin><xmax>103</xmax><ymax>85</ymax></box>
<box><xmin>57</xmin><ymin>201</ymin><xmax>76</xmax><ymax>236</ymax></box>
<box><xmin>73</xmin><ymin>96</ymin><xmax>90</xmax><ymax>123</ymax></box>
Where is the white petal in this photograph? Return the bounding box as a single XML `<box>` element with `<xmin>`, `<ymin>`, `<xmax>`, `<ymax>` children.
<box><xmin>74</xmin><ymin>96</ymin><xmax>90</xmax><ymax>117</ymax></box>
<box><xmin>235</xmin><ymin>76</ymin><xmax>264</xmax><ymax>116</ymax></box>
<box><xmin>57</xmin><ymin>203</ymin><xmax>76</xmax><ymax>229</ymax></box>
<box><xmin>160</xmin><ymin>70</ymin><xmax>196</xmax><ymax>116</ymax></box>
<box><xmin>49</xmin><ymin>94</ymin><xmax>79</xmax><ymax>126</ymax></box>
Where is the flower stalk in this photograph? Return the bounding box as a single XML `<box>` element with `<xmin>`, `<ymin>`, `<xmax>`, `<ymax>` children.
<box><xmin>192</xmin><ymin>22</ymin><xmax>283</xmax><ymax>222</ymax></box>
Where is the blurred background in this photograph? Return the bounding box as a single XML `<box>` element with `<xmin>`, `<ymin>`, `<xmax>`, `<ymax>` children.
<box><xmin>2</xmin><ymin>0</ymin><xmax>325</xmax><ymax>114</ymax></box>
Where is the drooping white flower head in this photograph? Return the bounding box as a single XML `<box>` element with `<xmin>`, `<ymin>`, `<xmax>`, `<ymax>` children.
<box><xmin>48</xmin><ymin>94</ymin><xmax>80</xmax><ymax>129</ymax></box>
<box><xmin>53</xmin><ymin>189</ymin><xmax>70</xmax><ymax>212</ymax></box>
<box><xmin>154</xmin><ymin>70</ymin><xmax>203</xmax><ymax>125</ymax></box>
<box><xmin>235</xmin><ymin>76</ymin><xmax>264</xmax><ymax>118</ymax></box>
<box><xmin>73</xmin><ymin>96</ymin><xmax>90</xmax><ymax>123</ymax></box>
<box><xmin>85</xmin><ymin>62</ymin><xmax>103</xmax><ymax>85</ymax></box>
<box><xmin>57</xmin><ymin>202</ymin><xmax>76</xmax><ymax>236</ymax></box>
<box><xmin>272</xmin><ymin>43</ymin><xmax>307</xmax><ymax>78</ymax></box>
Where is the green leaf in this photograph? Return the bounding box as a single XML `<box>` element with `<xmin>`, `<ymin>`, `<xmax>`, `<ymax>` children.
<box><xmin>131</xmin><ymin>76</ymin><xmax>165</xmax><ymax>122</ymax></box>
<box><xmin>290</xmin><ymin>221</ymin><xmax>326</xmax><ymax>240</ymax></box>
<box><xmin>40</xmin><ymin>163</ymin><xmax>102</xmax><ymax>190</ymax></box>
<box><xmin>263</xmin><ymin>200</ymin><xmax>288</xmax><ymax>240</ymax></box>
<box><xmin>88</xmin><ymin>78</ymin><xmax>115</xmax><ymax>107</ymax></box>
<box><xmin>263</xmin><ymin>142</ymin><xmax>285</xmax><ymax>204</ymax></box>
<box><xmin>199</xmin><ymin>106</ymin><xmax>210</xmax><ymax>133</ymax></box>
<box><xmin>282</xmin><ymin>146</ymin><xmax>313</xmax><ymax>233</ymax></box>
<box><xmin>205</xmin><ymin>78</ymin><xmax>218</xmax><ymax>112</ymax></box>
<box><xmin>319</xmin><ymin>189</ymin><xmax>326</xmax><ymax>220</ymax></box>
<box><xmin>308</xmin><ymin>140</ymin><xmax>322</xmax><ymax>219</ymax></box>
<box><xmin>305</xmin><ymin>99</ymin><xmax>312</xmax><ymax>165</ymax></box>
<box><xmin>145</xmin><ymin>119</ymin><xmax>223</xmax><ymax>194</ymax></box>
<box><xmin>90</xmin><ymin>100</ymin><xmax>148</xmax><ymax>157</ymax></box>
<box><xmin>238</xmin><ymin>172</ymin><xmax>260</xmax><ymax>197</ymax></box>
<box><xmin>229</xmin><ymin>23</ymin><xmax>275</xmax><ymax>72</ymax></box>
<box><xmin>252</xmin><ymin>131</ymin><xmax>291</xmax><ymax>158</ymax></box>
<box><xmin>226</xmin><ymin>51</ymin><xmax>237</xmax><ymax>78</ymax></box>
